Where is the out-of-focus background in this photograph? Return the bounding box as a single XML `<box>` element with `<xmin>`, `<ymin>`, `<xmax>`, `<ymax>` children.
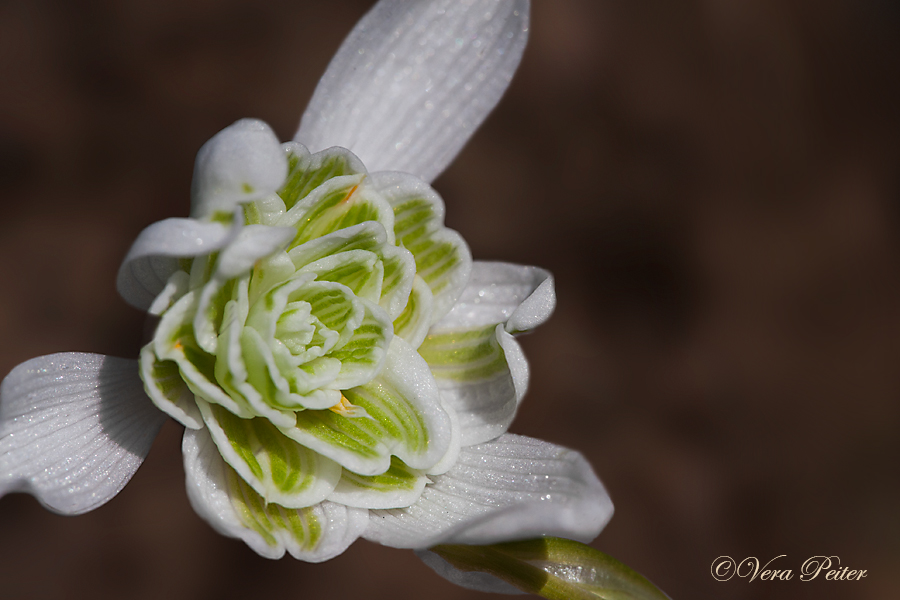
<box><xmin>1</xmin><ymin>1</ymin><xmax>898</xmax><ymax>598</ymax></box>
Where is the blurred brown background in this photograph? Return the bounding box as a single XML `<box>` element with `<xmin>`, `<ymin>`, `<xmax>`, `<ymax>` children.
<box><xmin>1</xmin><ymin>1</ymin><xmax>898</xmax><ymax>598</ymax></box>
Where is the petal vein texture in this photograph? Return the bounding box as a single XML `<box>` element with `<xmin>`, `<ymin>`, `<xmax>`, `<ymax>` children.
<box><xmin>296</xmin><ymin>0</ymin><xmax>530</xmax><ymax>182</ymax></box>
<box><xmin>0</xmin><ymin>353</ymin><xmax>165</xmax><ymax>514</ymax></box>
<box><xmin>364</xmin><ymin>434</ymin><xmax>612</xmax><ymax>549</ymax></box>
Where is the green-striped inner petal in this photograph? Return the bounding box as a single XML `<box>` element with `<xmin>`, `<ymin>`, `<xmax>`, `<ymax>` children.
<box><xmin>344</xmin><ymin>380</ymin><xmax>429</xmax><ymax>457</ymax></box>
<box><xmin>392</xmin><ymin>275</ymin><xmax>433</xmax><ymax>349</ymax></box>
<box><xmin>299</xmin><ymin>249</ymin><xmax>384</xmax><ymax>305</ymax></box>
<box><xmin>155</xmin><ymin>291</ymin><xmax>253</xmax><ymax>418</ymax></box>
<box><xmin>287</xmin><ymin>407</ymin><xmax>391</xmax><ymax>475</ymax></box>
<box><xmin>287</xmin><ymin>221</ymin><xmax>387</xmax><ymax>272</ymax></box>
<box><xmin>194</xmin><ymin>277</ymin><xmax>236</xmax><ymax>353</ymax></box>
<box><xmin>285</xmin><ymin>176</ymin><xmax>394</xmax><ymax>249</ymax></box>
<box><xmin>202</xmin><ymin>402</ymin><xmax>340</xmax><ymax>508</ymax></box>
<box><xmin>327</xmin><ymin>456</ymin><xmax>429</xmax><ymax>509</ymax></box>
<box><xmin>339</xmin><ymin>456</ymin><xmax>423</xmax><ymax>492</ymax></box>
<box><xmin>278</xmin><ymin>147</ymin><xmax>364</xmax><ymax>211</ymax></box>
<box><xmin>377</xmin><ymin>244</ymin><xmax>416</xmax><ymax>320</ymax></box>
<box><xmin>291</xmin><ymin>281</ymin><xmax>364</xmax><ymax>346</ymax></box>
<box><xmin>139</xmin><ymin>343</ymin><xmax>201</xmax><ymax>428</ymax></box>
<box><xmin>418</xmin><ymin>325</ymin><xmax>509</xmax><ymax>382</ymax></box>
<box><xmin>329</xmin><ymin>302</ymin><xmax>393</xmax><ymax>389</ymax></box>
<box><xmin>392</xmin><ymin>197</ymin><xmax>467</xmax><ymax>299</ymax></box>
<box><xmin>225</xmin><ymin>467</ymin><xmax>324</xmax><ymax>550</ymax></box>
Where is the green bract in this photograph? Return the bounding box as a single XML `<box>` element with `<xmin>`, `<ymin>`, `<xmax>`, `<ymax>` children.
<box><xmin>141</xmin><ymin>143</ymin><xmax>469</xmax><ymax>520</ymax></box>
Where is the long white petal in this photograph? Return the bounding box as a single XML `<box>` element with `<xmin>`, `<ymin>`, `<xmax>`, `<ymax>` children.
<box><xmin>364</xmin><ymin>434</ymin><xmax>612</xmax><ymax>548</ymax></box>
<box><xmin>296</xmin><ymin>0</ymin><xmax>530</xmax><ymax>182</ymax></box>
<box><xmin>434</xmin><ymin>261</ymin><xmax>555</xmax><ymax>333</ymax></box>
<box><xmin>183</xmin><ymin>427</ymin><xmax>368</xmax><ymax>561</ymax></box>
<box><xmin>116</xmin><ymin>217</ymin><xmax>233</xmax><ymax>311</ymax></box>
<box><xmin>0</xmin><ymin>353</ymin><xmax>165</xmax><ymax>514</ymax></box>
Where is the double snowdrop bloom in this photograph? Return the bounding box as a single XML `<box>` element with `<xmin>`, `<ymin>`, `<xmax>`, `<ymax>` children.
<box><xmin>0</xmin><ymin>0</ymin><xmax>612</xmax><ymax>586</ymax></box>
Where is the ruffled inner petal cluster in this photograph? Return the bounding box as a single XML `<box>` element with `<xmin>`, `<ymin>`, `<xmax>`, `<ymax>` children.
<box><xmin>140</xmin><ymin>137</ymin><xmax>472</xmax><ymax>547</ymax></box>
<box><xmin>123</xmin><ymin>118</ymin><xmax>606</xmax><ymax>561</ymax></box>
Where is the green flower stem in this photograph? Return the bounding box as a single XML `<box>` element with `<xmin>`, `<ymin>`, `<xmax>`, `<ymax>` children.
<box><xmin>431</xmin><ymin>537</ymin><xmax>670</xmax><ymax>600</ymax></box>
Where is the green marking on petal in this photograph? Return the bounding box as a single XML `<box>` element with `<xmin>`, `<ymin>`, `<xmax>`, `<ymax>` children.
<box><xmin>392</xmin><ymin>297</ymin><xmax>418</xmax><ymax>338</ymax></box>
<box><xmin>329</xmin><ymin>300</ymin><xmax>393</xmax><ymax>390</ymax></box>
<box><xmin>393</xmin><ymin>197</ymin><xmax>434</xmax><ymax>236</ymax></box>
<box><xmin>227</xmin><ymin>467</ymin><xmax>278</xmax><ymax>546</ymax></box>
<box><xmin>289</xmin><ymin>280</ymin><xmax>365</xmax><ymax>351</ymax></box>
<box><xmin>285</xmin><ymin>406</ymin><xmax>390</xmax><ymax>475</ymax></box>
<box><xmin>182</xmin><ymin>343</ymin><xmax>219</xmax><ymax>386</ymax></box>
<box><xmin>210</xmin><ymin>404</ymin><xmax>265</xmax><ymax>481</ymax></box>
<box><xmin>225</xmin><ymin>467</ymin><xmax>324</xmax><ymax>551</ymax></box>
<box><xmin>287</xmin><ymin>221</ymin><xmax>387</xmax><ymax>270</ymax></box>
<box><xmin>327</xmin><ymin>456</ymin><xmax>428</xmax><ymax>509</ymax></box>
<box><xmin>201</xmin><ymin>401</ymin><xmax>340</xmax><ymax>508</ymax></box>
<box><xmin>277</xmin><ymin>335</ymin><xmax>451</xmax><ymax>474</ymax></box>
<box><xmin>340</xmin><ymin>336</ymin><xmax>452</xmax><ymax>472</ymax></box>
<box><xmin>243</xmin><ymin>199</ymin><xmax>263</xmax><ymax>225</ymax></box>
<box><xmin>154</xmin><ymin>290</ymin><xmax>253</xmax><ymax>418</ymax></box>
<box><xmin>281</xmin><ymin>175</ymin><xmax>395</xmax><ymax>249</ymax></box>
<box><xmin>344</xmin><ymin>377</ymin><xmax>429</xmax><ymax>457</ymax></box>
<box><xmin>418</xmin><ymin>324</ymin><xmax>509</xmax><ymax>382</ymax></box>
<box><xmin>299</xmin><ymin>249</ymin><xmax>384</xmax><ymax>305</ymax></box>
<box><xmin>377</xmin><ymin>244</ymin><xmax>416</xmax><ymax>320</ymax></box>
<box><xmin>278</xmin><ymin>145</ymin><xmax>365</xmax><ymax>211</ymax></box>
<box><xmin>241</xmin><ymin>327</ymin><xmax>289</xmax><ymax>409</ymax></box>
<box><xmin>247</xmin><ymin>251</ymin><xmax>295</xmax><ymax>305</ymax></box>
<box><xmin>407</xmin><ymin>234</ymin><xmax>463</xmax><ymax>295</ymax></box>
<box><xmin>194</xmin><ymin>277</ymin><xmax>236</xmax><ymax>354</ymax></box>
<box><xmin>392</xmin><ymin>275</ymin><xmax>434</xmax><ymax>349</ymax></box>
<box><xmin>139</xmin><ymin>343</ymin><xmax>202</xmax><ymax>429</ymax></box>
<box><xmin>189</xmin><ymin>251</ymin><xmax>217</xmax><ymax>291</ymax></box>
<box><xmin>388</xmin><ymin>189</ymin><xmax>470</xmax><ymax>320</ymax></box>
<box><xmin>342</xmin><ymin>456</ymin><xmax>422</xmax><ymax>491</ymax></box>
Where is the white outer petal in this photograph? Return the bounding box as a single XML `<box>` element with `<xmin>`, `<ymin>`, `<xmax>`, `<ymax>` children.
<box><xmin>183</xmin><ymin>427</ymin><xmax>369</xmax><ymax>562</ymax></box>
<box><xmin>364</xmin><ymin>434</ymin><xmax>613</xmax><ymax>548</ymax></box>
<box><xmin>116</xmin><ymin>217</ymin><xmax>234</xmax><ymax>311</ymax></box>
<box><xmin>0</xmin><ymin>353</ymin><xmax>165</xmax><ymax>514</ymax></box>
<box><xmin>435</xmin><ymin>261</ymin><xmax>555</xmax><ymax>333</ymax></box>
<box><xmin>191</xmin><ymin>119</ymin><xmax>289</xmax><ymax>218</ymax></box>
<box><xmin>296</xmin><ymin>0</ymin><xmax>530</xmax><ymax>182</ymax></box>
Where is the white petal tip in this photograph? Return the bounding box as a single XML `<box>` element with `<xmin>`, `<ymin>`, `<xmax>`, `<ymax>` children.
<box><xmin>191</xmin><ymin>119</ymin><xmax>288</xmax><ymax>218</ymax></box>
